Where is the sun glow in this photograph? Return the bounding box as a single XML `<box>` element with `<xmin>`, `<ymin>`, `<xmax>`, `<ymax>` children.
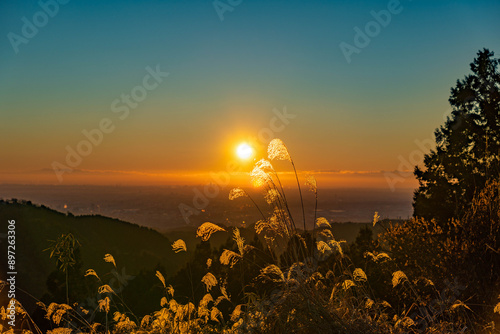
<box><xmin>236</xmin><ymin>143</ymin><xmax>254</xmax><ymax>160</ymax></box>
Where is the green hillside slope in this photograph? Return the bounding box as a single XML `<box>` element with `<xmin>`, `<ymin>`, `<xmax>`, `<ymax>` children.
<box><xmin>0</xmin><ymin>199</ymin><xmax>187</xmax><ymax>308</ymax></box>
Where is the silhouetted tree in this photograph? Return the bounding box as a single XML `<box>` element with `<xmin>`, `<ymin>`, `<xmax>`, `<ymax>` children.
<box><xmin>45</xmin><ymin>247</ymin><xmax>88</xmax><ymax>304</ymax></box>
<box><xmin>414</xmin><ymin>48</ymin><xmax>500</xmax><ymax>224</ymax></box>
<box><xmin>46</xmin><ymin>233</ymin><xmax>82</xmax><ymax>304</ymax></box>
<box><xmin>348</xmin><ymin>226</ymin><xmax>379</xmax><ymax>265</ymax></box>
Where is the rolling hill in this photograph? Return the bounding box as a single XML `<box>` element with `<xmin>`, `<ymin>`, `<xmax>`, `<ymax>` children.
<box><xmin>0</xmin><ymin>199</ymin><xmax>188</xmax><ymax>312</ymax></box>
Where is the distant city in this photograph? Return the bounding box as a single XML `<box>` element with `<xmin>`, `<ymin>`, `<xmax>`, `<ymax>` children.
<box><xmin>0</xmin><ymin>184</ymin><xmax>413</xmax><ymax>232</ymax></box>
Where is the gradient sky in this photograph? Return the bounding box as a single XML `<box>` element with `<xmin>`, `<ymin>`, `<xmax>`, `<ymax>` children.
<box><xmin>1</xmin><ymin>0</ymin><xmax>499</xmax><ymax>187</ymax></box>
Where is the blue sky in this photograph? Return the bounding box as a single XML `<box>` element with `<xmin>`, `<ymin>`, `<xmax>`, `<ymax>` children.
<box><xmin>0</xmin><ymin>0</ymin><xmax>499</xmax><ymax>186</ymax></box>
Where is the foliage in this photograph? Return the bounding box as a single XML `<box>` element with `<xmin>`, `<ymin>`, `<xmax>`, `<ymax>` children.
<box><xmin>5</xmin><ymin>47</ymin><xmax>500</xmax><ymax>332</ymax></box>
<box><xmin>0</xmin><ymin>199</ymin><xmax>182</xmax><ymax>306</ymax></box>
<box><xmin>46</xmin><ymin>234</ymin><xmax>80</xmax><ymax>273</ymax></box>
<box><xmin>6</xmin><ymin>139</ymin><xmax>498</xmax><ymax>334</ymax></box>
<box><xmin>414</xmin><ymin>48</ymin><xmax>500</xmax><ymax>224</ymax></box>
<box><xmin>381</xmin><ymin>179</ymin><xmax>500</xmax><ymax>324</ymax></box>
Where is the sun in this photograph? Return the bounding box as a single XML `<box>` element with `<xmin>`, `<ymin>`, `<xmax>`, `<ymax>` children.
<box><xmin>236</xmin><ymin>143</ymin><xmax>254</xmax><ymax>160</ymax></box>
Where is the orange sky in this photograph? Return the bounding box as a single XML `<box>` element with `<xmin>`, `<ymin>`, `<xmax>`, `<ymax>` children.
<box><xmin>0</xmin><ymin>167</ymin><xmax>418</xmax><ymax>190</ymax></box>
<box><xmin>1</xmin><ymin>2</ymin><xmax>498</xmax><ymax>191</ymax></box>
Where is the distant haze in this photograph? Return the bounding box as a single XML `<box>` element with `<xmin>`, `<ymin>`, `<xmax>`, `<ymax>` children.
<box><xmin>0</xmin><ymin>184</ymin><xmax>414</xmax><ymax>231</ymax></box>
